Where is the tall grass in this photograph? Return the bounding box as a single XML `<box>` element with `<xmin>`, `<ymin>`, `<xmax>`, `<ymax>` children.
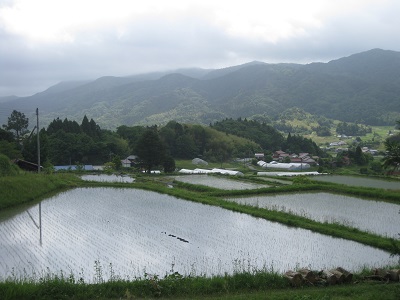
<box><xmin>1</xmin><ymin>263</ymin><xmax>399</xmax><ymax>300</ymax></box>
<box><xmin>0</xmin><ymin>173</ymin><xmax>80</xmax><ymax>210</ymax></box>
<box><xmin>0</xmin><ymin>263</ymin><xmax>287</xmax><ymax>299</ymax></box>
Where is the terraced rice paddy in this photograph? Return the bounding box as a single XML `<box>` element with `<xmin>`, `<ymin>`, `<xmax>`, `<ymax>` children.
<box><xmin>311</xmin><ymin>175</ymin><xmax>400</xmax><ymax>190</ymax></box>
<box><xmin>225</xmin><ymin>192</ymin><xmax>400</xmax><ymax>237</ymax></box>
<box><xmin>81</xmin><ymin>174</ymin><xmax>134</xmax><ymax>183</ymax></box>
<box><xmin>173</xmin><ymin>175</ymin><xmax>267</xmax><ymax>190</ymax></box>
<box><xmin>0</xmin><ymin>188</ymin><xmax>397</xmax><ymax>282</ymax></box>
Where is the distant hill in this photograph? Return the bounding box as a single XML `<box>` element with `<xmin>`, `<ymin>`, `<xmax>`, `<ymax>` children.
<box><xmin>0</xmin><ymin>95</ymin><xmax>19</xmax><ymax>103</ymax></box>
<box><xmin>1</xmin><ymin>48</ymin><xmax>400</xmax><ymax>129</ymax></box>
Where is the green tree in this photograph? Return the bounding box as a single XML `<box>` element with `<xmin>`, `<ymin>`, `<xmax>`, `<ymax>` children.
<box><xmin>315</xmin><ymin>125</ymin><xmax>331</xmax><ymax>137</ymax></box>
<box><xmin>81</xmin><ymin>115</ymin><xmax>91</xmax><ymax>135</ymax></box>
<box><xmin>103</xmin><ymin>162</ymin><xmax>115</xmax><ymax>174</ymax></box>
<box><xmin>0</xmin><ymin>128</ymin><xmax>20</xmax><ymax>158</ymax></box>
<box><xmin>175</xmin><ymin>134</ymin><xmax>198</xmax><ymax>159</ymax></box>
<box><xmin>163</xmin><ymin>155</ymin><xmax>176</xmax><ymax>173</ymax></box>
<box><xmin>354</xmin><ymin>146</ymin><xmax>367</xmax><ymax>165</ymax></box>
<box><xmin>116</xmin><ymin>125</ymin><xmax>145</xmax><ymax>150</ymax></box>
<box><xmin>0</xmin><ymin>128</ymin><xmax>14</xmax><ymax>142</ymax></box>
<box><xmin>369</xmin><ymin>161</ymin><xmax>383</xmax><ymax>173</ymax></box>
<box><xmin>382</xmin><ymin>139</ymin><xmax>400</xmax><ymax>171</ymax></box>
<box><xmin>112</xmin><ymin>155</ymin><xmax>122</xmax><ymax>171</ymax></box>
<box><xmin>22</xmin><ymin>129</ymin><xmax>49</xmax><ymax>164</ymax></box>
<box><xmin>136</xmin><ymin>128</ymin><xmax>166</xmax><ymax>173</ymax></box>
<box><xmin>205</xmin><ymin>137</ymin><xmax>233</xmax><ymax>166</ymax></box>
<box><xmin>3</xmin><ymin>110</ymin><xmax>29</xmax><ymax>142</ymax></box>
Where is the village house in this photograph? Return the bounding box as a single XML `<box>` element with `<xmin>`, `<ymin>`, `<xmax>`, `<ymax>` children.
<box><xmin>272</xmin><ymin>151</ymin><xmax>319</xmax><ymax>166</ymax></box>
<box><xmin>254</xmin><ymin>153</ymin><xmax>265</xmax><ymax>160</ymax></box>
<box><xmin>121</xmin><ymin>155</ymin><xmax>139</xmax><ymax>168</ymax></box>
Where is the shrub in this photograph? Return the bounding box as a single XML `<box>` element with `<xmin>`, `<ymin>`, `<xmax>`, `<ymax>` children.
<box><xmin>0</xmin><ymin>154</ymin><xmax>18</xmax><ymax>176</ymax></box>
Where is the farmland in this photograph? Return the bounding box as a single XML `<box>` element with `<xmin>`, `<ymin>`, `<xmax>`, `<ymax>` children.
<box><xmin>225</xmin><ymin>192</ymin><xmax>400</xmax><ymax>237</ymax></box>
<box><xmin>0</xmin><ymin>172</ymin><xmax>399</xmax><ymax>299</ymax></box>
<box><xmin>1</xmin><ymin>187</ymin><xmax>398</xmax><ymax>282</ymax></box>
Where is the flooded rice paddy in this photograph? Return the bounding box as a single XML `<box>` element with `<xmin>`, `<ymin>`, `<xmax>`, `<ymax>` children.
<box><xmin>225</xmin><ymin>193</ymin><xmax>400</xmax><ymax>237</ymax></box>
<box><xmin>81</xmin><ymin>174</ymin><xmax>135</xmax><ymax>183</ymax></box>
<box><xmin>0</xmin><ymin>188</ymin><xmax>397</xmax><ymax>282</ymax></box>
<box><xmin>173</xmin><ymin>175</ymin><xmax>267</xmax><ymax>190</ymax></box>
<box><xmin>311</xmin><ymin>175</ymin><xmax>400</xmax><ymax>190</ymax></box>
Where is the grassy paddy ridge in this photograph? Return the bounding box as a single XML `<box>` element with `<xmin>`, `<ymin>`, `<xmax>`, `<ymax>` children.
<box><xmin>0</xmin><ymin>172</ymin><xmax>399</xmax><ymax>299</ymax></box>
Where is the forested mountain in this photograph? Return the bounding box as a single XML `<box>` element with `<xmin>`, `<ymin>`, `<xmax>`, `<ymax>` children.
<box><xmin>1</xmin><ymin>49</ymin><xmax>400</xmax><ymax>129</ymax></box>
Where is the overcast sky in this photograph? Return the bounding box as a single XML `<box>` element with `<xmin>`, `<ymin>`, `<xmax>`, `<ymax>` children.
<box><xmin>1</xmin><ymin>0</ymin><xmax>400</xmax><ymax>97</ymax></box>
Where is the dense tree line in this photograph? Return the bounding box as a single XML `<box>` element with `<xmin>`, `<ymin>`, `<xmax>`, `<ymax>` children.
<box><xmin>283</xmin><ymin>133</ymin><xmax>324</xmax><ymax>157</ymax></box>
<box><xmin>211</xmin><ymin>118</ymin><xmax>285</xmax><ymax>151</ymax></box>
<box><xmin>117</xmin><ymin>120</ymin><xmax>260</xmax><ymax>165</ymax></box>
<box><xmin>336</xmin><ymin>122</ymin><xmax>372</xmax><ymax>136</ymax></box>
<box><xmin>210</xmin><ymin>118</ymin><xmax>324</xmax><ymax>156</ymax></box>
<box><xmin>5</xmin><ymin>109</ymin><xmax>392</xmax><ymax>172</ymax></box>
<box><xmin>17</xmin><ymin>116</ymin><xmax>129</xmax><ymax>166</ymax></box>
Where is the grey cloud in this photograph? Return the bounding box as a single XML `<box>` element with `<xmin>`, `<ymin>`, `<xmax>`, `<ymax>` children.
<box><xmin>2</xmin><ymin>2</ymin><xmax>400</xmax><ymax>97</ymax></box>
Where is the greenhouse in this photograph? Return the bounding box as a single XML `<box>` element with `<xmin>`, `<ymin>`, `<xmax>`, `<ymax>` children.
<box><xmin>257</xmin><ymin>160</ymin><xmax>310</xmax><ymax>170</ymax></box>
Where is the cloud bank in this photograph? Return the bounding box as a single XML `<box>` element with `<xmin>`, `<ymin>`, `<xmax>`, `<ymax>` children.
<box><xmin>1</xmin><ymin>0</ymin><xmax>400</xmax><ymax>97</ymax></box>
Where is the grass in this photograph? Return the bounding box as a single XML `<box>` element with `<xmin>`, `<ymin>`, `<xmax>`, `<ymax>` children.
<box><xmin>303</xmin><ymin>125</ymin><xmax>396</xmax><ymax>151</ymax></box>
<box><xmin>1</xmin><ymin>264</ymin><xmax>399</xmax><ymax>300</ymax></box>
<box><xmin>0</xmin><ymin>173</ymin><xmax>80</xmax><ymax>210</ymax></box>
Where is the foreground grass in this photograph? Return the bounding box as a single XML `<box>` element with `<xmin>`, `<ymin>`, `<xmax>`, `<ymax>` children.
<box><xmin>1</xmin><ymin>268</ymin><xmax>399</xmax><ymax>300</ymax></box>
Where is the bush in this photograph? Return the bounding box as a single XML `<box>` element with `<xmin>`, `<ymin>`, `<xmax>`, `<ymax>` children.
<box><xmin>0</xmin><ymin>154</ymin><xmax>18</xmax><ymax>176</ymax></box>
<box><xmin>292</xmin><ymin>176</ymin><xmax>312</xmax><ymax>185</ymax></box>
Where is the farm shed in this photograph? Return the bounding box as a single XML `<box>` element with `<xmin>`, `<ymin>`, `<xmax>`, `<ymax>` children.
<box><xmin>14</xmin><ymin>159</ymin><xmax>42</xmax><ymax>172</ymax></box>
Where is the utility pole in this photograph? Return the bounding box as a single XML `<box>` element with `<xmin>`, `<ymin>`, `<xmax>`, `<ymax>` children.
<box><xmin>36</xmin><ymin>108</ymin><xmax>40</xmax><ymax>173</ymax></box>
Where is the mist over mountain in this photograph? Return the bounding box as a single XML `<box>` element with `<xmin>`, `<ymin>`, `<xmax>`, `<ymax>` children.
<box><xmin>1</xmin><ymin>49</ymin><xmax>399</xmax><ymax>129</ymax></box>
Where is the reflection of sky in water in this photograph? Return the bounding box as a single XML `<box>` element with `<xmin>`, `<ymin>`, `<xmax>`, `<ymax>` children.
<box><xmin>81</xmin><ymin>174</ymin><xmax>134</xmax><ymax>183</ymax></box>
<box><xmin>173</xmin><ymin>175</ymin><xmax>267</xmax><ymax>190</ymax></box>
<box><xmin>226</xmin><ymin>192</ymin><xmax>400</xmax><ymax>237</ymax></box>
<box><xmin>311</xmin><ymin>175</ymin><xmax>400</xmax><ymax>190</ymax></box>
<box><xmin>0</xmin><ymin>188</ymin><xmax>397</xmax><ymax>282</ymax></box>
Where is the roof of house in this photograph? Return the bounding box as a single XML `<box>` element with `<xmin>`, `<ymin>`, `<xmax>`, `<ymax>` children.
<box><xmin>126</xmin><ymin>155</ymin><xmax>138</xmax><ymax>160</ymax></box>
<box><xmin>275</xmin><ymin>150</ymin><xmax>286</xmax><ymax>154</ymax></box>
<box><xmin>14</xmin><ymin>159</ymin><xmax>42</xmax><ymax>172</ymax></box>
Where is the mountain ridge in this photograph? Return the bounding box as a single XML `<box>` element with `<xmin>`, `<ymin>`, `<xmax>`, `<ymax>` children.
<box><xmin>1</xmin><ymin>48</ymin><xmax>400</xmax><ymax>129</ymax></box>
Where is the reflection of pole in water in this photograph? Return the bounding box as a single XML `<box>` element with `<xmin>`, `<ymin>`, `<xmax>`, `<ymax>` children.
<box><xmin>39</xmin><ymin>202</ymin><xmax>42</xmax><ymax>246</ymax></box>
<box><xmin>26</xmin><ymin>202</ymin><xmax>42</xmax><ymax>246</ymax></box>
